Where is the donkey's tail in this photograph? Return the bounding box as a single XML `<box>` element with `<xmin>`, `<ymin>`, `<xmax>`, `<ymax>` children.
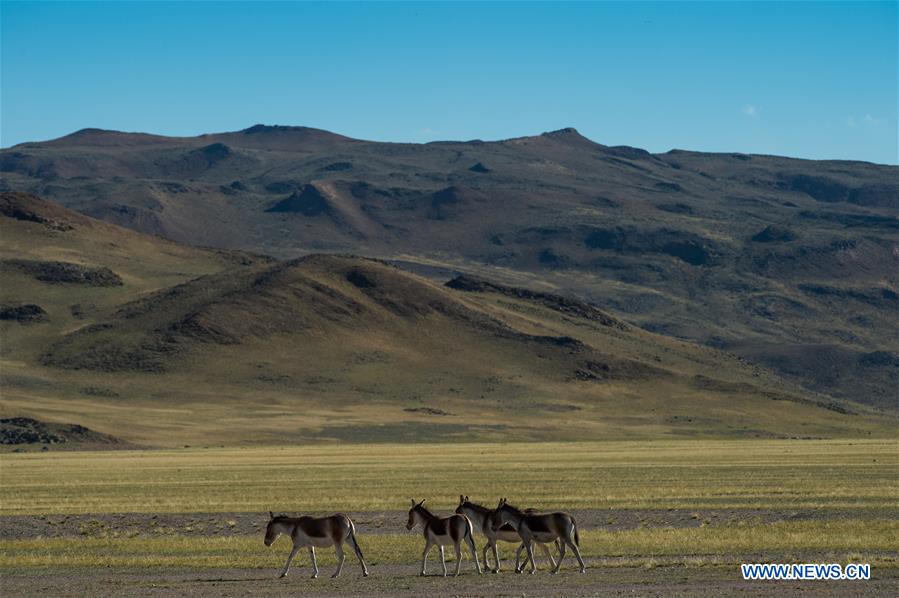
<box><xmin>463</xmin><ymin>515</ymin><xmax>482</xmax><ymax>573</ymax></box>
<box><xmin>346</xmin><ymin>516</ymin><xmax>369</xmax><ymax>575</ymax></box>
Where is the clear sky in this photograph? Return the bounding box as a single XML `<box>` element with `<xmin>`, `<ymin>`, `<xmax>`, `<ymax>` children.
<box><xmin>2</xmin><ymin>1</ymin><xmax>896</xmax><ymax>163</ymax></box>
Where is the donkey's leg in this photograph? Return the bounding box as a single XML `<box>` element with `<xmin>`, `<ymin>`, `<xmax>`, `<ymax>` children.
<box><xmin>552</xmin><ymin>539</ymin><xmax>567</xmax><ymax>574</ymax></box>
<box><xmin>466</xmin><ymin>531</ymin><xmax>482</xmax><ymax>574</ymax></box>
<box><xmin>279</xmin><ymin>544</ymin><xmax>301</xmax><ymax>578</ymax></box>
<box><xmin>308</xmin><ymin>546</ymin><xmax>319</xmax><ymax>579</ymax></box>
<box><xmin>491</xmin><ymin>540</ymin><xmax>500</xmax><ymax>573</ymax></box>
<box><xmin>524</xmin><ymin>539</ymin><xmax>538</xmax><ymax>575</ymax></box>
<box><xmin>481</xmin><ymin>540</ymin><xmax>492</xmax><ymax>572</ymax></box>
<box><xmin>420</xmin><ymin>541</ymin><xmax>432</xmax><ymax>576</ymax></box>
<box><xmin>349</xmin><ymin>532</ymin><xmax>369</xmax><ymax>576</ymax></box>
<box><xmin>454</xmin><ymin>542</ymin><xmax>464</xmax><ymax>576</ymax></box>
<box><xmin>540</xmin><ymin>542</ymin><xmax>558</xmax><ymax>570</ymax></box>
<box><xmin>566</xmin><ymin>537</ymin><xmax>586</xmax><ymax>573</ymax></box>
<box><xmin>331</xmin><ymin>543</ymin><xmax>346</xmax><ymax>578</ymax></box>
<box><xmin>439</xmin><ymin>545</ymin><xmax>447</xmax><ymax>577</ymax></box>
<box><xmin>514</xmin><ymin>542</ymin><xmax>526</xmax><ymax>573</ymax></box>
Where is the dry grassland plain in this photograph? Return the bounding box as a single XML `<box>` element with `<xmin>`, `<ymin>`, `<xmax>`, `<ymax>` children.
<box><xmin>1</xmin><ymin>439</ymin><xmax>897</xmax><ymax>596</ymax></box>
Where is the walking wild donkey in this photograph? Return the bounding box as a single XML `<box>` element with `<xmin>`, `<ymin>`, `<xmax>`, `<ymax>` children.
<box><xmin>489</xmin><ymin>498</ymin><xmax>586</xmax><ymax>574</ymax></box>
<box><xmin>406</xmin><ymin>499</ymin><xmax>483</xmax><ymax>576</ymax></box>
<box><xmin>456</xmin><ymin>495</ymin><xmax>561</xmax><ymax>573</ymax></box>
<box><xmin>264</xmin><ymin>512</ymin><xmax>369</xmax><ymax>579</ymax></box>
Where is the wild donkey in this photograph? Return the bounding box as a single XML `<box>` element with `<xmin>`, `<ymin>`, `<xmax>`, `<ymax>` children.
<box><xmin>455</xmin><ymin>495</ymin><xmax>560</xmax><ymax>573</ymax></box>
<box><xmin>490</xmin><ymin>498</ymin><xmax>586</xmax><ymax>574</ymax></box>
<box><xmin>406</xmin><ymin>499</ymin><xmax>482</xmax><ymax>577</ymax></box>
<box><xmin>264</xmin><ymin>512</ymin><xmax>369</xmax><ymax>579</ymax></box>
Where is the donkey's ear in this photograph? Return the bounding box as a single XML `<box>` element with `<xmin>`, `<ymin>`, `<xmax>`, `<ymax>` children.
<box><xmin>459</xmin><ymin>494</ymin><xmax>464</xmax><ymax>504</ymax></box>
<box><xmin>465</xmin><ymin>495</ymin><xmax>470</xmax><ymax>502</ymax></box>
<box><xmin>410</xmin><ymin>498</ymin><xmax>416</xmax><ymax>506</ymax></box>
<box><xmin>269</xmin><ymin>511</ymin><xmax>274</xmax><ymax>519</ymax></box>
<box><xmin>418</xmin><ymin>498</ymin><xmax>426</xmax><ymax>506</ymax></box>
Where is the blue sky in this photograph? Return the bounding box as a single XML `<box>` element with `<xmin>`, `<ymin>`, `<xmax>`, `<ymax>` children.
<box><xmin>2</xmin><ymin>1</ymin><xmax>896</xmax><ymax>163</ymax></box>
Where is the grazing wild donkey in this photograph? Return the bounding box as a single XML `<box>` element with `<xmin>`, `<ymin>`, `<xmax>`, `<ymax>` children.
<box><xmin>490</xmin><ymin>498</ymin><xmax>586</xmax><ymax>574</ymax></box>
<box><xmin>264</xmin><ymin>512</ymin><xmax>369</xmax><ymax>579</ymax></box>
<box><xmin>406</xmin><ymin>499</ymin><xmax>482</xmax><ymax>577</ymax></box>
<box><xmin>455</xmin><ymin>495</ymin><xmax>560</xmax><ymax>573</ymax></box>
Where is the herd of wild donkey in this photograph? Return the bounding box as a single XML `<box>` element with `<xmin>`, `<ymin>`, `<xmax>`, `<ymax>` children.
<box><xmin>264</xmin><ymin>496</ymin><xmax>585</xmax><ymax>579</ymax></box>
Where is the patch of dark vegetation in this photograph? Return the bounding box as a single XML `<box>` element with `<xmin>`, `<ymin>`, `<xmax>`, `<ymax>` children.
<box><xmin>346</xmin><ymin>269</ymin><xmax>376</xmax><ymax>289</ymax></box>
<box><xmin>313</xmin><ymin>422</ymin><xmax>509</xmax><ymax>442</ymax></box>
<box><xmin>656</xmin><ymin>202</ymin><xmax>693</xmax><ymax>215</ymax></box>
<box><xmin>848</xmin><ymin>183</ymin><xmax>899</xmax><ymax>209</ymax></box>
<box><xmin>780</xmin><ymin>175</ymin><xmax>898</xmax><ymax>209</ymax></box>
<box><xmin>574</xmin><ymin>358</ymin><xmax>667</xmax><ymax>382</ymax></box>
<box><xmin>156</xmin><ymin>181</ymin><xmax>190</xmax><ymax>194</ymax></box>
<box><xmin>265</xmin><ymin>184</ymin><xmax>331</xmax><ymax>216</ymax></box>
<box><xmin>80</xmin><ymin>386</ymin><xmax>120</xmax><ymax>397</ymax></box>
<box><xmin>220</xmin><ymin>180</ymin><xmax>247</xmax><ymax>195</ymax></box>
<box><xmin>533</xmin><ymin>335</ymin><xmax>585</xmax><ymax>351</ymax></box>
<box><xmin>858</xmin><ymin>351</ymin><xmax>899</xmax><ymax>367</ymax></box>
<box><xmin>798</xmin><ymin>284</ymin><xmax>898</xmax><ymax>307</ymax></box>
<box><xmin>751</xmin><ymin>225</ymin><xmax>797</xmax><ymax>243</ymax></box>
<box><xmin>654</xmin><ymin>181</ymin><xmax>683</xmax><ymax>193</ymax></box>
<box><xmin>605</xmin><ymin>146</ymin><xmax>654</xmax><ymax>160</ymax></box>
<box><xmin>0</xmin><ymin>304</ymin><xmax>47</xmax><ymax>323</ymax></box>
<box><xmin>594</xmin><ymin>196</ymin><xmax>620</xmax><ymax>208</ymax></box>
<box><xmin>445</xmin><ymin>275</ymin><xmax>626</xmax><ymax>329</ymax></box>
<box><xmin>797</xmin><ymin>210</ymin><xmax>899</xmax><ymax>229</ymax></box>
<box><xmin>538</xmin><ymin>248</ymin><xmax>571</xmax><ymax>268</ymax></box>
<box><xmin>691</xmin><ymin>375</ymin><xmax>758</xmax><ymax>394</ymax></box>
<box><xmin>468</xmin><ymin>162</ymin><xmax>491</xmax><ymax>173</ymax></box>
<box><xmin>1</xmin><ymin>259</ymin><xmax>123</xmax><ymax>286</ymax></box>
<box><xmin>0</xmin><ymin>417</ymin><xmax>123</xmax><ymax>445</ymax></box>
<box><xmin>167</xmin><ymin>312</ymin><xmax>240</xmax><ymax>345</ymax></box>
<box><xmin>0</xmin><ymin>191</ymin><xmax>74</xmax><ymax>230</ymax></box>
<box><xmin>403</xmin><ymin>407</ymin><xmax>452</xmax><ymax>416</ymax></box>
<box><xmin>514</xmin><ymin>226</ymin><xmax>572</xmax><ymax>242</ymax></box>
<box><xmin>536</xmin><ymin>403</ymin><xmax>583</xmax><ymax>412</ymax></box>
<box><xmin>320</xmin><ymin>161</ymin><xmax>353</xmax><ymax>172</ymax></box>
<box><xmin>583</xmin><ymin>226</ymin><xmax>720</xmax><ymax>266</ymax></box>
<box><xmin>780</xmin><ymin>174</ymin><xmax>850</xmax><ymax>203</ymax></box>
<box><xmin>427</xmin><ymin>186</ymin><xmax>484</xmax><ymax>220</ymax></box>
<box><xmin>198</xmin><ymin>143</ymin><xmax>231</xmax><ymax>160</ymax></box>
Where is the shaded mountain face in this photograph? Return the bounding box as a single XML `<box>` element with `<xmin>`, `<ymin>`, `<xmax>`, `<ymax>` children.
<box><xmin>0</xmin><ymin>191</ymin><xmax>894</xmax><ymax>445</ymax></box>
<box><xmin>1</xmin><ymin>127</ymin><xmax>897</xmax><ymax>408</ymax></box>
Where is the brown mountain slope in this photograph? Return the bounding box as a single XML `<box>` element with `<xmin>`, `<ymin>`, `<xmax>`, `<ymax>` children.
<box><xmin>0</xmin><ymin>191</ymin><xmax>271</xmax><ymax>396</ymax></box>
<box><xmin>1</xmin><ymin>127</ymin><xmax>897</xmax><ymax>408</ymax></box>
<box><xmin>6</xmin><ymin>242</ymin><xmax>890</xmax><ymax>445</ymax></box>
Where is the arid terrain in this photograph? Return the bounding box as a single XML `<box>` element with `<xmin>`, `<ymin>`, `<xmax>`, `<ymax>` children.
<box><xmin>1</xmin><ymin>127</ymin><xmax>897</xmax><ymax>597</ymax></box>
<box><xmin>2</xmin><ymin>125</ymin><xmax>897</xmax><ymax>409</ymax></box>
<box><xmin>0</xmin><ymin>190</ymin><xmax>894</xmax><ymax>445</ymax></box>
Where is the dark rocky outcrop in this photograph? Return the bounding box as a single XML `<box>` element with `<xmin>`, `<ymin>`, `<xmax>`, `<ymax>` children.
<box><xmin>2</xmin><ymin>260</ymin><xmax>123</xmax><ymax>286</ymax></box>
<box><xmin>266</xmin><ymin>185</ymin><xmax>331</xmax><ymax>216</ymax></box>
<box><xmin>446</xmin><ymin>275</ymin><xmax>626</xmax><ymax>329</ymax></box>
<box><xmin>0</xmin><ymin>304</ymin><xmax>47</xmax><ymax>322</ymax></box>
<box><xmin>583</xmin><ymin>227</ymin><xmax>720</xmax><ymax>266</ymax></box>
<box><xmin>751</xmin><ymin>225</ymin><xmax>797</xmax><ymax>243</ymax></box>
<box><xmin>0</xmin><ymin>417</ymin><xmax>123</xmax><ymax>445</ymax></box>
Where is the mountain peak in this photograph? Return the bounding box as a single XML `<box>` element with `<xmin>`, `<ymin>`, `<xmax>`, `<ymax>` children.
<box><xmin>542</xmin><ymin>127</ymin><xmax>583</xmax><ymax>137</ymax></box>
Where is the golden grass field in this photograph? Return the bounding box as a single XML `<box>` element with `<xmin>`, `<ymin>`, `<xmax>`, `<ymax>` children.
<box><xmin>2</xmin><ymin>439</ymin><xmax>897</xmax><ymax>514</ymax></box>
<box><xmin>1</xmin><ymin>439</ymin><xmax>896</xmax><ymax>571</ymax></box>
<box><xmin>1</xmin><ymin>439</ymin><xmax>897</xmax><ymax>597</ymax></box>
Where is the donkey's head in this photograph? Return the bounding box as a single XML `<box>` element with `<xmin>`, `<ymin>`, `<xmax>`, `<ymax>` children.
<box><xmin>406</xmin><ymin>498</ymin><xmax>426</xmax><ymax>530</ymax></box>
<box><xmin>489</xmin><ymin>497</ymin><xmax>512</xmax><ymax>531</ymax></box>
<box><xmin>454</xmin><ymin>494</ymin><xmax>472</xmax><ymax>516</ymax></box>
<box><xmin>263</xmin><ymin>511</ymin><xmax>283</xmax><ymax>547</ymax></box>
